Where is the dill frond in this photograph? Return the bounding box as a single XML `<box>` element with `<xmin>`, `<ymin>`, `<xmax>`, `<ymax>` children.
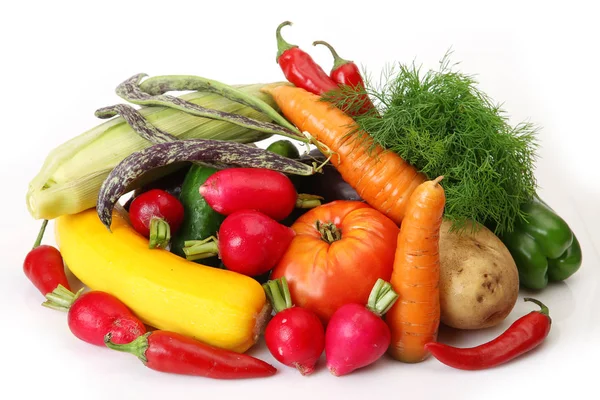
<box><xmin>324</xmin><ymin>52</ymin><xmax>539</xmax><ymax>235</ymax></box>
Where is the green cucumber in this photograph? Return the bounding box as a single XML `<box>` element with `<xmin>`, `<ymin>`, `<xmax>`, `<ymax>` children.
<box><xmin>170</xmin><ymin>164</ymin><xmax>225</xmax><ymax>266</ymax></box>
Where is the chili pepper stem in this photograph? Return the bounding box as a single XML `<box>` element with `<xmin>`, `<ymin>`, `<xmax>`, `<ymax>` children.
<box><xmin>523</xmin><ymin>297</ymin><xmax>551</xmax><ymax>318</ymax></box>
<box><xmin>366</xmin><ymin>278</ymin><xmax>399</xmax><ymax>316</ymax></box>
<box><xmin>296</xmin><ymin>194</ymin><xmax>324</xmax><ymax>209</ymax></box>
<box><xmin>312</xmin><ymin>40</ymin><xmax>351</xmax><ymax>71</ymax></box>
<box><xmin>262</xmin><ymin>277</ymin><xmax>293</xmax><ymax>313</ymax></box>
<box><xmin>42</xmin><ymin>285</ymin><xmax>85</xmax><ymax>312</ymax></box>
<box><xmin>182</xmin><ymin>236</ymin><xmax>219</xmax><ymax>261</ymax></box>
<box><xmin>275</xmin><ymin>21</ymin><xmax>298</xmax><ymax>62</ymax></box>
<box><xmin>33</xmin><ymin>220</ymin><xmax>49</xmax><ymax>249</ymax></box>
<box><xmin>104</xmin><ymin>332</ymin><xmax>151</xmax><ymax>363</ymax></box>
<box><xmin>148</xmin><ymin>217</ymin><xmax>171</xmax><ymax>249</ymax></box>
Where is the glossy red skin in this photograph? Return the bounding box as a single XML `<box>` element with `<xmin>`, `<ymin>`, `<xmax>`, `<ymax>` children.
<box><xmin>424</xmin><ymin>311</ymin><xmax>552</xmax><ymax>370</ymax></box>
<box><xmin>278</xmin><ymin>47</ymin><xmax>339</xmax><ymax>96</ymax></box>
<box><xmin>200</xmin><ymin>168</ymin><xmax>298</xmax><ymax>221</ymax></box>
<box><xmin>68</xmin><ymin>291</ymin><xmax>146</xmax><ymax>346</ymax></box>
<box><xmin>218</xmin><ymin>210</ymin><xmax>295</xmax><ymax>276</ymax></box>
<box><xmin>23</xmin><ymin>245</ymin><xmax>71</xmax><ymax>295</ymax></box>
<box><xmin>144</xmin><ymin>331</ymin><xmax>277</xmax><ymax>379</ymax></box>
<box><xmin>265</xmin><ymin>307</ymin><xmax>325</xmax><ymax>375</ymax></box>
<box><xmin>331</xmin><ymin>62</ymin><xmax>376</xmax><ymax>116</ymax></box>
<box><xmin>325</xmin><ymin>303</ymin><xmax>391</xmax><ymax>376</ymax></box>
<box><xmin>129</xmin><ymin>189</ymin><xmax>184</xmax><ymax>237</ymax></box>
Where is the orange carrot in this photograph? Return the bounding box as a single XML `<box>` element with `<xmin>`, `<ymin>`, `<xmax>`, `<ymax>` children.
<box><xmin>262</xmin><ymin>85</ymin><xmax>426</xmax><ymax>225</ymax></box>
<box><xmin>386</xmin><ymin>176</ymin><xmax>446</xmax><ymax>363</ymax></box>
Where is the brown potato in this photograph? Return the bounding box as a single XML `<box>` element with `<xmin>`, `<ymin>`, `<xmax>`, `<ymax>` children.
<box><xmin>438</xmin><ymin>219</ymin><xmax>519</xmax><ymax>330</ymax></box>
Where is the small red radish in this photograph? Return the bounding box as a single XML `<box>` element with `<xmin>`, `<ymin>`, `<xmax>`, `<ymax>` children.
<box><xmin>42</xmin><ymin>284</ymin><xmax>146</xmax><ymax>346</ymax></box>
<box><xmin>199</xmin><ymin>168</ymin><xmax>322</xmax><ymax>221</ymax></box>
<box><xmin>325</xmin><ymin>278</ymin><xmax>399</xmax><ymax>376</ymax></box>
<box><xmin>129</xmin><ymin>189</ymin><xmax>184</xmax><ymax>249</ymax></box>
<box><xmin>263</xmin><ymin>277</ymin><xmax>325</xmax><ymax>376</ymax></box>
<box><xmin>23</xmin><ymin>220</ymin><xmax>71</xmax><ymax>296</ymax></box>
<box><xmin>183</xmin><ymin>210</ymin><xmax>295</xmax><ymax>277</ymax></box>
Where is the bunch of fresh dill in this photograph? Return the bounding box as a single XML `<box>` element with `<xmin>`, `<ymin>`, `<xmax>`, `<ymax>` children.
<box><xmin>326</xmin><ymin>53</ymin><xmax>539</xmax><ymax>235</ymax></box>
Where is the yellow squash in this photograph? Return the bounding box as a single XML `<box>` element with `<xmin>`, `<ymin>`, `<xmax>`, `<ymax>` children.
<box><xmin>54</xmin><ymin>205</ymin><xmax>270</xmax><ymax>353</ymax></box>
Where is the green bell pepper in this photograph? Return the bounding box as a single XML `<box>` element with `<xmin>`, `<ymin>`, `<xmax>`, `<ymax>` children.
<box><xmin>500</xmin><ymin>194</ymin><xmax>582</xmax><ymax>290</ymax></box>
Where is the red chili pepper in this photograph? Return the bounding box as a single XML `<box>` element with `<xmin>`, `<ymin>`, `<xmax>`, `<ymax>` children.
<box><xmin>313</xmin><ymin>40</ymin><xmax>377</xmax><ymax>116</ymax></box>
<box><xmin>23</xmin><ymin>220</ymin><xmax>71</xmax><ymax>296</ymax></box>
<box><xmin>104</xmin><ymin>330</ymin><xmax>277</xmax><ymax>380</ymax></box>
<box><xmin>424</xmin><ymin>298</ymin><xmax>552</xmax><ymax>370</ymax></box>
<box><xmin>275</xmin><ymin>21</ymin><xmax>339</xmax><ymax>97</ymax></box>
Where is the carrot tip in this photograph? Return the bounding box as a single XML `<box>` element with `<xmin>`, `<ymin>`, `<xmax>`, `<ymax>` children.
<box><xmin>432</xmin><ymin>176</ymin><xmax>444</xmax><ymax>186</ymax></box>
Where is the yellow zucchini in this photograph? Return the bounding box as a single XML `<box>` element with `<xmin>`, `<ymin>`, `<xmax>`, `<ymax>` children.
<box><xmin>54</xmin><ymin>205</ymin><xmax>270</xmax><ymax>353</ymax></box>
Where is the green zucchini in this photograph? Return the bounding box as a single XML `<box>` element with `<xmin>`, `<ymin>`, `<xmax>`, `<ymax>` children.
<box><xmin>170</xmin><ymin>165</ymin><xmax>225</xmax><ymax>266</ymax></box>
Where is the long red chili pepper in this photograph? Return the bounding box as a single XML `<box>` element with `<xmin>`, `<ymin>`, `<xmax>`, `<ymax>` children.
<box><xmin>104</xmin><ymin>330</ymin><xmax>277</xmax><ymax>379</ymax></box>
<box><xmin>313</xmin><ymin>40</ymin><xmax>377</xmax><ymax>116</ymax></box>
<box><xmin>424</xmin><ymin>298</ymin><xmax>552</xmax><ymax>370</ymax></box>
<box><xmin>23</xmin><ymin>220</ymin><xmax>71</xmax><ymax>296</ymax></box>
<box><xmin>275</xmin><ymin>21</ymin><xmax>339</xmax><ymax>97</ymax></box>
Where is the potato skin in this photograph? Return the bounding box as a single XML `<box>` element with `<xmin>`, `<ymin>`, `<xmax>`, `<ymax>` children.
<box><xmin>439</xmin><ymin>220</ymin><xmax>519</xmax><ymax>330</ymax></box>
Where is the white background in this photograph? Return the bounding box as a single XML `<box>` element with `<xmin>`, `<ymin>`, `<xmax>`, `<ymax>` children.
<box><xmin>1</xmin><ymin>1</ymin><xmax>599</xmax><ymax>399</ymax></box>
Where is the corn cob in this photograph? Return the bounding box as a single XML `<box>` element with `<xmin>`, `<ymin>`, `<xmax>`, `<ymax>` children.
<box><xmin>26</xmin><ymin>82</ymin><xmax>288</xmax><ymax>220</ymax></box>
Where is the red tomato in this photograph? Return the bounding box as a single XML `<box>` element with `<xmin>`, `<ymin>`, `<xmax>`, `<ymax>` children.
<box><xmin>270</xmin><ymin>201</ymin><xmax>399</xmax><ymax>324</ymax></box>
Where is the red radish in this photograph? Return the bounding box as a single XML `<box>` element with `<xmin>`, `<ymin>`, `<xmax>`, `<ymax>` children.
<box><xmin>199</xmin><ymin>168</ymin><xmax>322</xmax><ymax>221</ymax></box>
<box><xmin>23</xmin><ymin>220</ymin><xmax>71</xmax><ymax>296</ymax></box>
<box><xmin>325</xmin><ymin>278</ymin><xmax>399</xmax><ymax>376</ymax></box>
<box><xmin>263</xmin><ymin>277</ymin><xmax>325</xmax><ymax>376</ymax></box>
<box><xmin>42</xmin><ymin>285</ymin><xmax>146</xmax><ymax>346</ymax></box>
<box><xmin>129</xmin><ymin>189</ymin><xmax>184</xmax><ymax>249</ymax></box>
<box><xmin>183</xmin><ymin>210</ymin><xmax>295</xmax><ymax>277</ymax></box>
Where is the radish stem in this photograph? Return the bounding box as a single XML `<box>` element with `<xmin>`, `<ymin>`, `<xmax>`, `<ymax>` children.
<box><xmin>182</xmin><ymin>236</ymin><xmax>219</xmax><ymax>261</ymax></box>
<box><xmin>295</xmin><ymin>194</ymin><xmax>324</xmax><ymax>209</ymax></box>
<box><xmin>33</xmin><ymin>219</ymin><xmax>49</xmax><ymax>249</ymax></box>
<box><xmin>149</xmin><ymin>218</ymin><xmax>171</xmax><ymax>249</ymax></box>
<box><xmin>366</xmin><ymin>279</ymin><xmax>398</xmax><ymax>316</ymax></box>
<box><xmin>263</xmin><ymin>277</ymin><xmax>293</xmax><ymax>313</ymax></box>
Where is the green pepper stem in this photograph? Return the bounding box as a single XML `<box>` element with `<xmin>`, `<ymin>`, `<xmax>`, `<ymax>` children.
<box><xmin>42</xmin><ymin>285</ymin><xmax>85</xmax><ymax>312</ymax></box>
<box><xmin>262</xmin><ymin>277</ymin><xmax>293</xmax><ymax>313</ymax></box>
<box><xmin>276</xmin><ymin>21</ymin><xmax>298</xmax><ymax>62</ymax></box>
<box><xmin>104</xmin><ymin>332</ymin><xmax>151</xmax><ymax>364</ymax></box>
<box><xmin>524</xmin><ymin>297</ymin><xmax>550</xmax><ymax>317</ymax></box>
<box><xmin>366</xmin><ymin>278</ymin><xmax>399</xmax><ymax>317</ymax></box>
<box><xmin>33</xmin><ymin>220</ymin><xmax>49</xmax><ymax>249</ymax></box>
<box><xmin>149</xmin><ymin>218</ymin><xmax>171</xmax><ymax>249</ymax></box>
<box><xmin>182</xmin><ymin>236</ymin><xmax>219</xmax><ymax>261</ymax></box>
<box><xmin>312</xmin><ymin>40</ymin><xmax>351</xmax><ymax>71</ymax></box>
<box><xmin>296</xmin><ymin>194</ymin><xmax>324</xmax><ymax>209</ymax></box>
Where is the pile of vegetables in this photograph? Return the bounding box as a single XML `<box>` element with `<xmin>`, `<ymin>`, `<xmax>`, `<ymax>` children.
<box><xmin>21</xmin><ymin>20</ymin><xmax>583</xmax><ymax>380</ymax></box>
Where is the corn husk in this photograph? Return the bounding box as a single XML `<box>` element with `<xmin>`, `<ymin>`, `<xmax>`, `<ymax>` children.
<box><xmin>27</xmin><ymin>82</ymin><xmax>286</xmax><ymax>220</ymax></box>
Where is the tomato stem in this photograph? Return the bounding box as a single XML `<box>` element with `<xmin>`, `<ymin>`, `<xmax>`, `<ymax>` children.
<box><xmin>182</xmin><ymin>236</ymin><xmax>219</xmax><ymax>261</ymax></box>
<box><xmin>33</xmin><ymin>220</ymin><xmax>49</xmax><ymax>249</ymax></box>
<box><xmin>296</xmin><ymin>194</ymin><xmax>324</xmax><ymax>209</ymax></box>
<box><xmin>263</xmin><ymin>277</ymin><xmax>293</xmax><ymax>313</ymax></box>
<box><xmin>41</xmin><ymin>284</ymin><xmax>85</xmax><ymax>312</ymax></box>
<box><xmin>104</xmin><ymin>332</ymin><xmax>150</xmax><ymax>363</ymax></box>
<box><xmin>366</xmin><ymin>279</ymin><xmax>398</xmax><ymax>317</ymax></box>
<box><xmin>316</xmin><ymin>220</ymin><xmax>342</xmax><ymax>243</ymax></box>
<box><xmin>149</xmin><ymin>217</ymin><xmax>171</xmax><ymax>249</ymax></box>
